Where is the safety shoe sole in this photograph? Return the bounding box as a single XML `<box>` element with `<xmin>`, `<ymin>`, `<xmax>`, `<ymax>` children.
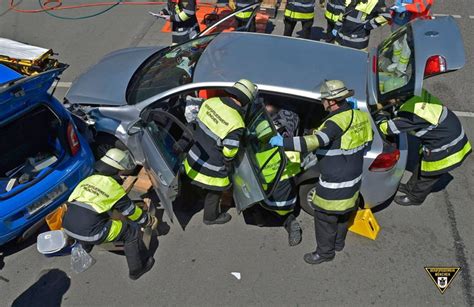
<box><xmin>203</xmin><ymin>212</ymin><xmax>232</xmax><ymax>225</ymax></box>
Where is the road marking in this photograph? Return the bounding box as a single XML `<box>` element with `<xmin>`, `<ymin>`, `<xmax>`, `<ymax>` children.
<box><xmin>52</xmin><ymin>82</ymin><xmax>474</xmax><ymax>118</ymax></box>
<box><xmin>470</xmin><ymin>16</ymin><xmax>474</xmax><ymax>19</ymax></box>
<box><xmin>454</xmin><ymin>111</ymin><xmax>474</xmax><ymax>118</ymax></box>
<box><xmin>56</xmin><ymin>81</ymin><xmax>72</xmax><ymax>88</ymax></box>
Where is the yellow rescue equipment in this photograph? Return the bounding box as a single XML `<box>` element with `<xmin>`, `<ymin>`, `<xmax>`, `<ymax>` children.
<box><xmin>0</xmin><ymin>38</ymin><xmax>61</xmax><ymax>75</ymax></box>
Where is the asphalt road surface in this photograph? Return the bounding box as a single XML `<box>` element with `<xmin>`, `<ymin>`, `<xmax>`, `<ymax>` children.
<box><xmin>1</xmin><ymin>1</ymin><xmax>474</xmax><ymax>306</ymax></box>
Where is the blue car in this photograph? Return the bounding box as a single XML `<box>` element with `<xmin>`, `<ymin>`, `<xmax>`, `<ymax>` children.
<box><xmin>0</xmin><ymin>64</ymin><xmax>94</xmax><ymax>245</ymax></box>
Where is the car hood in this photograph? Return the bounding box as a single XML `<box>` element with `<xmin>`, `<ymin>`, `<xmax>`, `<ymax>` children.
<box><xmin>66</xmin><ymin>46</ymin><xmax>164</xmax><ymax>106</ymax></box>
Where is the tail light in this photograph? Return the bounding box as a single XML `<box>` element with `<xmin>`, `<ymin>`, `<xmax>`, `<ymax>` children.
<box><xmin>67</xmin><ymin>122</ymin><xmax>81</xmax><ymax>156</ymax></box>
<box><xmin>369</xmin><ymin>149</ymin><xmax>400</xmax><ymax>172</ymax></box>
<box><xmin>424</xmin><ymin>55</ymin><xmax>447</xmax><ymax>77</ymax></box>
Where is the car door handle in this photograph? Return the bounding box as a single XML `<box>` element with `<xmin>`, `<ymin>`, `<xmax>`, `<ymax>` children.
<box><xmin>241</xmin><ymin>183</ymin><xmax>251</xmax><ymax>199</ymax></box>
<box><xmin>157</xmin><ymin>172</ymin><xmax>168</xmax><ymax>185</ymax></box>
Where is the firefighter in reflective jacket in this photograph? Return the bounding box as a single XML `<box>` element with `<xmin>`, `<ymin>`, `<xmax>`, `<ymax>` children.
<box><xmin>334</xmin><ymin>0</ymin><xmax>391</xmax><ymax>50</ymax></box>
<box><xmin>169</xmin><ymin>0</ymin><xmax>200</xmax><ymax>44</ymax></box>
<box><xmin>322</xmin><ymin>0</ymin><xmax>345</xmax><ymax>42</ymax></box>
<box><xmin>270</xmin><ymin>80</ymin><xmax>373</xmax><ymax>264</ymax></box>
<box><xmin>184</xmin><ymin>79</ymin><xmax>258</xmax><ymax>225</ymax></box>
<box><xmin>391</xmin><ymin>0</ymin><xmax>433</xmax><ymax>30</ymax></box>
<box><xmin>284</xmin><ymin>0</ymin><xmax>315</xmax><ymax>39</ymax></box>
<box><xmin>246</xmin><ymin>108</ymin><xmax>303</xmax><ymax>246</ymax></box>
<box><xmin>232</xmin><ymin>0</ymin><xmax>258</xmax><ymax>32</ymax></box>
<box><xmin>62</xmin><ymin>149</ymin><xmax>158</xmax><ymax>280</ymax></box>
<box><xmin>377</xmin><ymin>90</ymin><xmax>471</xmax><ymax>206</ymax></box>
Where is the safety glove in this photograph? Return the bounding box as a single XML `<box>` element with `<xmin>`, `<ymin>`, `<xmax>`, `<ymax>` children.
<box><xmin>269</xmin><ymin>133</ymin><xmax>283</xmax><ymax>147</ymax></box>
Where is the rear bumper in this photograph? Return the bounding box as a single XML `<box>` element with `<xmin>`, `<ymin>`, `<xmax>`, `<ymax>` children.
<box><xmin>0</xmin><ymin>135</ymin><xmax>94</xmax><ymax>246</ymax></box>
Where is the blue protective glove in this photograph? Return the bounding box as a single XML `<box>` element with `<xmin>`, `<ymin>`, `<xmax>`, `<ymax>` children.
<box><xmin>269</xmin><ymin>134</ymin><xmax>283</xmax><ymax>147</ymax></box>
<box><xmin>346</xmin><ymin>97</ymin><xmax>358</xmax><ymax>109</ymax></box>
<box><xmin>392</xmin><ymin>4</ymin><xmax>406</xmax><ymax>13</ymax></box>
<box><xmin>331</xmin><ymin>29</ymin><xmax>338</xmax><ymax>37</ymax></box>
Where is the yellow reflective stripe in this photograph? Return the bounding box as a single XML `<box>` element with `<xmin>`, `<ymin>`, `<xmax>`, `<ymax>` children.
<box><xmin>284</xmin><ymin>10</ymin><xmax>315</xmax><ymax>20</ymax></box>
<box><xmin>312</xmin><ymin>191</ymin><xmax>359</xmax><ymax>212</ymax></box>
<box><xmin>128</xmin><ymin>206</ymin><xmax>143</xmax><ymax>222</ymax></box>
<box><xmin>68</xmin><ymin>175</ymin><xmax>126</xmax><ymax>213</ymax></box>
<box><xmin>178</xmin><ymin>10</ymin><xmax>190</xmax><ymax>21</ymax></box>
<box><xmin>379</xmin><ymin>121</ymin><xmax>389</xmax><ymax>135</ymax></box>
<box><xmin>184</xmin><ymin>159</ymin><xmax>230</xmax><ymax>187</ymax></box>
<box><xmin>274</xmin><ymin>209</ymin><xmax>293</xmax><ymax>216</ymax></box>
<box><xmin>236</xmin><ymin>11</ymin><xmax>253</xmax><ymax>18</ymax></box>
<box><xmin>223</xmin><ymin>146</ymin><xmax>239</xmax><ymax>158</ymax></box>
<box><xmin>374</xmin><ymin>15</ymin><xmax>388</xmax><ymax>24</ymax></box>
<box><xmin>325</xmin><ymin>10</ymin><xmax>340</xmax><ymax>22</ymax></box>
<box><xmin>355</xmin><ymin>0</ymin><xmax>378</xmax><ymax>14</ymax></box>
<box><xmin>421</xmin><ymin>142</ymin><xmax>472</xmax><ymax>172</ymax></box>
<box><xmin>105</xmin><ymin>220</ymin><xmax>123</xmax><ymax>242</ymax></box>
<box><xmin>400</xmin><ymin>90</ymin><xmax>443</xmax><ymax>125</ymax></box>
<box><xmin>303</xmin><ymin>135</ymin><xmax>320</xmax><ymax>152</ymax></box>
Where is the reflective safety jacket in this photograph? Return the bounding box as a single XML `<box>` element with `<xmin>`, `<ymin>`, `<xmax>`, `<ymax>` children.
<box><xmin>184</xmin><ymin>97</ymin><xmax>245</xmax><ymax>191</ymax></box>
<box><xmin>256</xmin><ymin>148</ymin><xmax>301</xmax><ymax>212</ymax></box>
<box><xmin>378</xmin><ymin>90</ymin><xmax>471</xmax><ymax>176</ymax></box>
<box><xmin>325</xmin><ymin>0</ymin><xmax>346</xmax><ymax>23</ymax></box>
<box><xmin>283</xmin><ymin>103</ymin><xmax>373</xmax><ymax>214</ymax></box>
<box><xmin>62</xmin><ymin>175</ymin><xmax>147</xmax><ymax>243</ymax></box>
<box><xmin>335</xmin><ymin>0</ymin><xmax>391</xmax><ymax>50</ymax></box>
<box><xmin>235</xmin><ymin>0</ymin><xmax>258</xmax><ymax>21</ymax></box>
<box><xmin>171</xmin><ymin>0</ymin><xmax>199</xmax><ymax>44</ymax></box>
<box><xmin>285</xmin><ymin>0</ymin><xmax>316</xmax><ymax>21</ymax></box>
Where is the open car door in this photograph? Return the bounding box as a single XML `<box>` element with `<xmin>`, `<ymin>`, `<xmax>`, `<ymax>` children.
<box><xmin>139</xmin><ymin>109</ymin><xmax>193</xmax><ymax>222</ymax></box>
<box><xmin>232</xmin><ymin>101</ymin><xmax>287</xmax><ymax>212</ymax></box>
<box><xmin>198</xmin><ymin>3</ymin><xmax>260</xmax><ymax>37</ymax></box>
<box><xmin>370</xmin><ymin>16</ymin><xmax>466</xmax><ymax>104</ymax></box>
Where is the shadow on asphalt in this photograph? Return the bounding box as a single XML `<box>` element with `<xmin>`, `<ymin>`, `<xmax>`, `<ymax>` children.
<box><xmin>11</xmin><ymin>269</ymin><xmax>70</xmax><ymax>307</ymax></box>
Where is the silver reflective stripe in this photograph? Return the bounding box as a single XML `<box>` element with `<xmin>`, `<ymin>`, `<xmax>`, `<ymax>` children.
<box><xmin>183</xmin><ymin>8</ymin><xmax>195</xmax><ymax>15</ymax></box>
<box><xmin>370</xmin><ymin>19</ymin><xmax>378</xmax><ymax>28</ymax></box>
<box><xmin>316</xmin><ymin>131</ymin><xmax>330</xmax><ymax>146</ymax></box>
<box><xmin>414</xmin><ymin>107</ymin><xmax>448</xmax><ymax>137</ymax></box>
<box><xmin>188</xmin><ymin>149</ymin><xmax>225</xmax><ymax>172</ymax></box>
<box><xmin>293</xmin><ymin>137</ymin><xmax>302</xmax><ymax>152</ymax></box>
<box><xmin>316</xmin><ymin>143</ymin><xmax>366</xmax><ymax>156</ymax></box>
<box><xmin>345</xmin><ymin>15</ymin><xmax>364</xmax><ymax>23</ymax></box>
<box><xmin>430</xmin><ymin>128</ymin><xmax>465</xmax><ymax>153</ymax></box>
<box><xmin>319</xmin><ymin>174</ymin><xmax>362</xmax><ymax>189</ymax></box>
<box><xmin>63</xmin><ymin>228</ymin><xmax>106</xmax><ymax>243</ymax></box>
<box><xmin>236</xmin><ymin>3</ymin><xmax>249</xmax><ymax>7</ymax></box>
<box><xmin>121</xmin><ymin>203</ymin><xmax>135</xmax><ymax>216</ymax></box>
<box><xmin>172</xmin><ymin>30</ymin><xmax>192</xmax><ymax>36</ymax></box>
<box><xmin>137</xmin><ymin>215</ymin><xmax>147</xmax><ymax>225</ymax></box>
<box><xmin>289</xmin><ymin>1</ymin><xmax>315</xmax><ymax>8</ymax></box>
<box><xmin>70</xmin><ymin>201</ymin><xmax>98</xmax><ymax>213</ymax></box>
<box><xmin>266</xmin><ymin>196</ymin><xmax>297</xmax><ymax>207</ymax></box>
<box><xmin>388</xmin><ymin>120</ymin><xmax>401</xmax><ymax>134</ymax></box>
<box><xmin>338</xmin><ymin>33</ymin><xmax>369</xmax><ymax>42</ymax></box>
<box><xmin>197</xmin><ymin>118</ymin><xmax>222</xmax><ymax>145</ymax></box>
<box><xmin>222</xmin><ymin>139</ymin><xmax>240</xmax><ymax>147</ymax></box>
<box><xmin>327</xmin><ymin>1</ymin><xmax>345</xmax><ymax>9</ymax></box>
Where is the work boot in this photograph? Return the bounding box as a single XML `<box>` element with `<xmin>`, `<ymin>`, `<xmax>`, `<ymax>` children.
<box><xmin>303</xmin><ymin>252</ymin><xmax>334</xmax><ymax>265</ymax></box>
<box><xmin>284</xmin><ymin>215</ymin><xmax>302</xmax><ymax>246</ymax></box>
<box><xmin>397</xmin><ymin>183</ymin><xmax>410</xmax><ymax>195</ymax></box>
<box><xmin>203</xmin><ymin>212</ymin><xmax>231</xmax><ymax>225</ymax></box>
<box><xmin>129</xmin><ymin>257</ymin><xmax>155</xmax><ymax>280</ymax></box>
<box><xmin>335</xmin><ymin>244</ymin><xmax>344</xmax><ymax>252</ymax></box>
<box><xmin>394</xmin><ymin>195</ymin><xmax>422</xmax><ymax>206</ymax></box>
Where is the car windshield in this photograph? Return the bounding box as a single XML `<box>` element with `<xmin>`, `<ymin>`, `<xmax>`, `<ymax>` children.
<box><xmin>126</xmin><ymin>35</ymin><xmax>216</xmax><ymax>105</ymax></box>
<box><xmin>377</xmin><ymin>27</ymin><xmax>415</xmax><ymax>98</ymax></box>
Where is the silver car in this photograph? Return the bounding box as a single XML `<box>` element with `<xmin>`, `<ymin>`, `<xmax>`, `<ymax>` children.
<box><xmin>65</xmin><ymin>17</ymin><xmax>465</xmax><ymax>220</ymax></box>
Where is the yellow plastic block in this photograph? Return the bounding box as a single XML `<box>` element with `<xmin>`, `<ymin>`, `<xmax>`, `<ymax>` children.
<box><xmin>348</xmin><ymin>209</ymin><xmax>380</xmax><ymax>240</ymax></box>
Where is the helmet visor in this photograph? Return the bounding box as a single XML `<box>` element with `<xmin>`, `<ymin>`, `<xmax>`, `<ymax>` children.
<box><xmin>106</xmin><ymin>150</ymin><xmax>136</xmax><ymax>171</ymax></box>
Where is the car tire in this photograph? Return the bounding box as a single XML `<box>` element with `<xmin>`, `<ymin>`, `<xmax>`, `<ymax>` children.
<box><xmin>93</xmin><ymin>134</ymin><xmax>137</xmax><ymax>175</ymax></box>
<box><xmin>298</xmin><ymin>179</ymin><xmax>318</xmax><ymax>216</ymax></box>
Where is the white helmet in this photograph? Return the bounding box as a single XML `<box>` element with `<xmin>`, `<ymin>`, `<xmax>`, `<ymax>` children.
<box><xmin>100</xmin><ymin>148</ymin><xmax>135</xmax><ymax>171</ymax></box>
<box><xmin>319</xmin><ymin>80</ymin><xmax>354</xmax><ymax>101</ymax></box>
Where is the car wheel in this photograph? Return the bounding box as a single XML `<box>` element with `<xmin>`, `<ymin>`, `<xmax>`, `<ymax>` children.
<box><xmin>298</xmin><ymin>179</ymin><xmax>318</xmax><ymax>216</ymax></box>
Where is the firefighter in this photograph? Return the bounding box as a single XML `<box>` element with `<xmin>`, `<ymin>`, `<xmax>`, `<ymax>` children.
<box><xmin>269</xmin><ymin>80</ymin><xmax>373</xmax><ymax>264</ymax></box>
<box><xmin>283</xmin><ymin>0</ymin><xmax>315</xmax><ymax>39</ymax></box>
<box><xmin>157</xmin><ymin>0</ymin><xmax>199</xmax><ymax>44</ymax></box>
<box><xmin>183</xmin><ymin>79</ymin><xmax>258</xmax><ymax>225</ymax></box>
<box><xmin>321</xmin><ymin>0</ymin><xmax>345</xmax><ymax>42</ymax></box>
<box><xmin>333</xmin><ymin>0</ymin><xmax>391</xmax><ymax>50</ymax></box>
<box><xmin>245</xmin><ymin>104</ymin><xmax>302</xmax><ymax>246</ymax></box>
<box><xmin>376</xmin><ymin>90</ymin><xmax>471</xmax><ymax>206</ymax></box>
<box><xmin>62</xmin><ymin>149</ymin><xmax>158</xmax><ymax>280</ymax></box>
<box><xmin>232</xmin><ymin>0</ymin><xmax>258</xmax><ymax>32</ymax></box>
<box><xmin>391</xmin><ymin>0</ymin><xmax>433</xmax><ymax>30</ymax></box>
